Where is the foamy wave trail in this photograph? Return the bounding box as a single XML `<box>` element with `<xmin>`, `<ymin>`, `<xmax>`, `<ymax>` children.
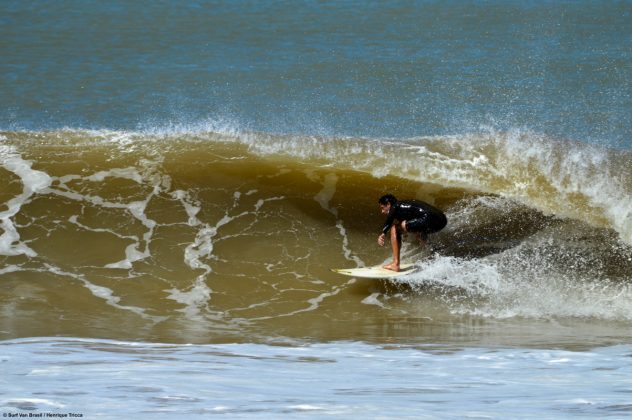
<box><xmin>402</xmin><ymin>251</ymin><xmax>632</xmax><ymax>320</ymax></box>
<box><xmin>0</xmin><ymin>136</ymin><xmax>52</xmax><ymax>257</ymax></box>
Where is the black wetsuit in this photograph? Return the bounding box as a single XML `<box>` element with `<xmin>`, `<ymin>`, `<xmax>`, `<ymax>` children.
<box><xmin>381</xmin><ymin>200</ymin><xmax>447</xmax><ymax>236</ymax></box>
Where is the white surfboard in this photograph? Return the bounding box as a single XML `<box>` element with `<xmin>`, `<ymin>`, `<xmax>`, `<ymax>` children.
<box><xmin>330</xmin><ymin>263</ymin><xmax>417</xmax><ymax>279</ymax></box>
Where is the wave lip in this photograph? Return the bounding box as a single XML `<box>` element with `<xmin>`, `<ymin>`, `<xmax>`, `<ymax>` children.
<box><xmin>205</xmin><ymin>127</ymin><xmax>632</xmax><ymax>246</ymax></box>
<box><xmin>2</xmin><ymin>126</ymin><xmax>630</xmax><ymax>247</ymax></box>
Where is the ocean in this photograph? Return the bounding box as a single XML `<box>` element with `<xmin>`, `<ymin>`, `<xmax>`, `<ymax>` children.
<box><xmin>1</xmin><ymin>1</ymin><xmax>631</xmax><ymax>418</ymax></box>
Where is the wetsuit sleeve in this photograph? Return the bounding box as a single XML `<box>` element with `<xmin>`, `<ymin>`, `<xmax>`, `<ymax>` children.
<box><xmin>381</xmin><ymin>206</ymin><xmax>397</xmax><ymax>235</ymax></box>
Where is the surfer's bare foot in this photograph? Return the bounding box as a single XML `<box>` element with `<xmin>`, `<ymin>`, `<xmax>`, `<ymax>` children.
<box><xmin>383</xmin><ymin>262</ymin><xmax>400</xmax><ymax>272</ymax></box>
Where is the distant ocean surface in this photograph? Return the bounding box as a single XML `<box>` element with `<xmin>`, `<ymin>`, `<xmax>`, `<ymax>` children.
<box><xmin>1</xmin><ymin>1</ymin><xmax>631</xmax><ymax>418</ymax></box>
<box><xmin>2</xmin><ymin>0</ymin><xmax>631</xmax><ymax>146</ymax></box>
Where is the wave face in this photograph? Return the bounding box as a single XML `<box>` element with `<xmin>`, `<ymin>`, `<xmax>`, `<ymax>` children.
<box><xmin>1</xmin><ymin>129</ymin><xmax>631</xmax><ymax>345</ymax></box>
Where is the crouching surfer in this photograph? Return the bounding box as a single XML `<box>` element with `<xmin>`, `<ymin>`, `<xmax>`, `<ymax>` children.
<box><xmin>377</xmin><ymin>194</ymin><xmax>447</xmax><ymax>272</ymax></box>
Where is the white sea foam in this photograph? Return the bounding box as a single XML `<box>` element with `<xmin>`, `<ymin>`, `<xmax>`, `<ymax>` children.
<box><xmin>405</xmin><ymin>256</ymin><xmax>502</xmax><ymax>296</ymax></box>
<box><xmin>0</xmin><ymin>264</ymin><xmax>21</xmax><ymax>275</ymax></box>
<box><xmin>165</xmin><ymin>278</ymin><xmax>213</xmax><ymax>320</ymax></box>
<box><xmin>361</xmin><ymin>292</ymin><xmax>386</xmax><ymax>308</ymax></box>
<box><xmin>87</xmin><ymin>167</ymin><xmax>144</xmax><ymax>183</ymax></box>
<box><xmin>400</xmin><ymin>248</ymin><xmax>632</xmax><ymax>320</ymax></box>
<box><xmin>172</xmin><ymin>189</ymin><xmax>201</xmax><ymax>226</ymax></box>
<box><xmin>3</xmin><ymin>338</ymin><xmax>632</xmax><ymax>418</ymax></box>
<box><xmin>0</xmin><ymin>142</ymin><xmax>52</xmax><ymax>257</ymax></box>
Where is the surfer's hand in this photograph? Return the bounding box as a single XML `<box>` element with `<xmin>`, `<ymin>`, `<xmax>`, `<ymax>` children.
<box><xmin>378</xmin><ymin>234</ymin><xmax>385</xmax><ymax>246</ymax></box>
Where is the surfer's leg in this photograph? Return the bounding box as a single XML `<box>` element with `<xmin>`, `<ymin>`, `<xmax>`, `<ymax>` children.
<box><xmin>405</xmin><ymin>218</ymin><xmax>430</xmax><ymax>248</ymax></box>
<box><xmin>383</xmin><ymin>224</ymin><xmax>401</xmax><ymax>271</ymax></box>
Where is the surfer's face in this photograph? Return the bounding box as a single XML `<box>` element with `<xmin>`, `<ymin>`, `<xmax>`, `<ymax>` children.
<box><xmin>380</xmin><ymin>203</ymin><xmax>391</xmax><ymax>215</ymax></box>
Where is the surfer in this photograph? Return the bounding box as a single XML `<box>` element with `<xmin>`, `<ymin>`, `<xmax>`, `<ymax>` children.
<box><xmin>377</xmin><ymin>194</ymin><xmax>447</xmax><ymax>271</ymax></box>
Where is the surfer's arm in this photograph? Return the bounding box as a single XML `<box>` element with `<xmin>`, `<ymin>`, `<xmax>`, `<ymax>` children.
<box><xmin>378</xmin><ymin>206</ymin><xmax>397</xmax><ymax>246</ymax></box>
<box><xmin>381</xmin><ymin>206</ymin><xmax>397</xmax><ymax>236</ymax></box>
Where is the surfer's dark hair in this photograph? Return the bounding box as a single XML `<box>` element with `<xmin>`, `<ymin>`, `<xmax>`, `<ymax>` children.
<box><xmin>378</xmin><ymin>194</ymin><xmax>397</xmax><ymax>206</ymax></box>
